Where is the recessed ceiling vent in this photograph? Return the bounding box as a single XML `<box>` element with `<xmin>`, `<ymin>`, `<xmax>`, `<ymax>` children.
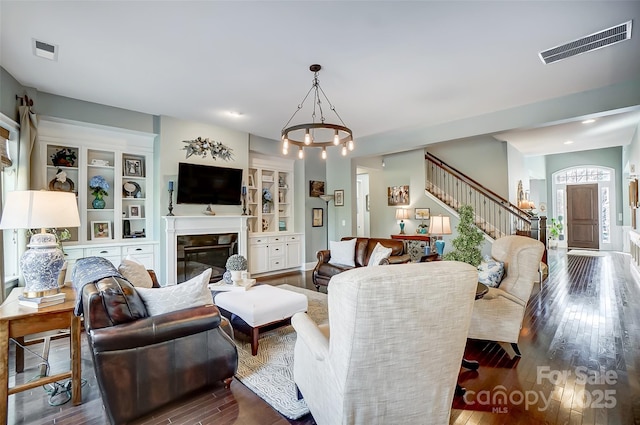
<box><xmin>32</xmin><ymin>39</ymin><xmax>58</xmax><ymax>61</ymax></box>
<box><xmin>539</xmin><ymin>20</ymin><xmax>632</xmax><ymax>64</ymax></box>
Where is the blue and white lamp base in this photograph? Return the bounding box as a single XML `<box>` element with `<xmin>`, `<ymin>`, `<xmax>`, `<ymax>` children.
<box><xmin>21</xmin><ymin>233</ymin><xmax>64</xmax><ymax>298</ymax></box>
<box><xmin>435</xmin><ymin>239</ymin><xmax>446</xmax><ymax>257</ymax></box>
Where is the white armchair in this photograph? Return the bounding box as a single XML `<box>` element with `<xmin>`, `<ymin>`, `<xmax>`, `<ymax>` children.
<box><xmin>291</xmin><ymin>262</ymin><xmax>478</xmax><ymax>425</ymax></box>
<box><xmin>467</xmin><ymin>235</ymin><xmax>545</xmax><ymax>355</ymax></box>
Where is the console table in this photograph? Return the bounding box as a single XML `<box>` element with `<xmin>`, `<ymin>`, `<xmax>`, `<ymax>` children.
<box><xmin>0</xmin><ymin>287</ymin><xmax>81</xmax><ymax>423</ymax></box>
<box><xmin>391</xmin><ymin>234</ymin><xmax>431</xmax><ymax>262</ymax></box>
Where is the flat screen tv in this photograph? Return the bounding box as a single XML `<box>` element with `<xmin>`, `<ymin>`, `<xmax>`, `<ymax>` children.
<box><xmin>176</xmin><ymin>163</ymin><xmax>242</xmax><ymax>205</ymax></box>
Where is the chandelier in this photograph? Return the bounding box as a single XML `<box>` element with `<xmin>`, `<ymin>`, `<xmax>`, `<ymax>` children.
<box><xmin>281</xmin><ymin>64</ymin><xmax>354</xmax><ymax>160</ymax></box>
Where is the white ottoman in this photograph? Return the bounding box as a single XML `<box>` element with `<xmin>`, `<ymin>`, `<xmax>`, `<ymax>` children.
<box><xmin>214</xmin><ymin>285</ymin><xmax>308</xmax><ymax>355</ymax></box>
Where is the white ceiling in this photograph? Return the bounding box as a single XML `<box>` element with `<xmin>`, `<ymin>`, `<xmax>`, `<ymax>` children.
<box><xmin>1</xmin><ymin>1</ymin><xmax>639</xmax><ymax>157</ymax></box>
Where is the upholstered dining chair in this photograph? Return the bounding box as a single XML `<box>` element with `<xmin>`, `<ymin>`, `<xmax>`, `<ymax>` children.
<box><xmin>467</xmin><ymin>235</ymin><xmax>545</xmax><ymax>356</ymax></box>
<box><xmin>292</xmin><ymin>262</ymin><xmax>478</xmax><ymax>425</ymax></box>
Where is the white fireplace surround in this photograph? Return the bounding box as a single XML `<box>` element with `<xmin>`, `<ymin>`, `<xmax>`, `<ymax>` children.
<box><xmin>164</xmin><ymin>215</ymin><xmax>250</xmax><ymax>285</ymax></box>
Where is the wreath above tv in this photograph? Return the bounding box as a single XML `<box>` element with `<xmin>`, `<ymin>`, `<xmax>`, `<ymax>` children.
<box><xmin>182</xmin><ymin>137</ymin><xmax>233</xmax><ymax>161</ymax></box>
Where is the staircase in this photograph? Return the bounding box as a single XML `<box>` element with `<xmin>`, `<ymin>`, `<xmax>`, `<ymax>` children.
<box><xmin>425</xmin><ymin>153</ymin><xmax>546</xmax><ymax>245</ymax></box>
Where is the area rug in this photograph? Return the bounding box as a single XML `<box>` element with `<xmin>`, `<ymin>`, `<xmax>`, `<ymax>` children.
<box><xmin>567</xmin><ymin>249</ymin><xmax>606</xmax><ymax>257</ymax></box>
<box><xmin>233</xmin><ymin>284</ymin><xmax>328</xmax><ymax>420</ymax></box>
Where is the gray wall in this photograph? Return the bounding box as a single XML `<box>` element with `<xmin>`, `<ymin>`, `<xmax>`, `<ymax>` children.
<box><xmin>426</xmin><ymin>135</ymin><xmax>509</xmax><ymax>199</ymax></box>
<box><xmin>0</xmin><ymin>67</ymin><xmax>24</xmax><ymax>122</ymax></box>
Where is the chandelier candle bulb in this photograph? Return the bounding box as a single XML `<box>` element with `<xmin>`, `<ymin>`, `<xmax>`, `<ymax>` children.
<box><xmin>304</xmin><ymin>130</ymin><xmax>311</xmax><ymax>145</ymax></box>
<box><xmin>342</xmin><ymin>145</ymin><xmax>347</xmax><ymax>156</ymax></box>
<box><xmin>298</xmin><ymin>147</ymin><xmax>304</xmax><ymax>159</ymax></box>
<box><xmin>322</xmin><ymin>148</ymin><xmax>327</xmax><ymax>159</ymax></box>
<box><xmin>333</xmin><ymin>130</ymin><xmax>340</xmax><ymax>145</ymax></box>
<box><xmin>348</xmin><ymin>140</ymin><xmax>354</xmax><ymax>151</ymax></box>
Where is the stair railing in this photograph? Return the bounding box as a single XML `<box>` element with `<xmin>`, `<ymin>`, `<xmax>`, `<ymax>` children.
<box><xmin>425</xmin><ymin>152</ymin><xmax>534</xmax><ymax>240</ymax></box>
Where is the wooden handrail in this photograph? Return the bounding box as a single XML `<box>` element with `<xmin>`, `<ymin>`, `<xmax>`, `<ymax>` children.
<box><xmin>425</xmin><ymin>152</ymin><xmax>531</xmax><ymax>220</ymax></box>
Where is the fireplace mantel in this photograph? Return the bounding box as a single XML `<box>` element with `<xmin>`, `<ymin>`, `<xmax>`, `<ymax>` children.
<box><xmin>164</xmin><ymin>215</ymin><xmax>250</xmax><ymax>285</ymax></box>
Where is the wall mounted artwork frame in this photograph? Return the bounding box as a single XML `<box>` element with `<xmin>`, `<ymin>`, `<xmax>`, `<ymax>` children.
<box><xmin>334</xmin><ymin>189</ymin><xmax>344</xmax><ymax>206</ymax></box>
<box><xmin>387</xmin><ymin>185</ymin><xmax>410</xmax><ymax>206</ymax></box>
<box><xmin>309</xmin><ymin>180</ymin><xmax>325</xmax><ymax>197</ymax></box>
<box><xmin>415</xmin><ymin>208</ymin><xmax>430</xmax><ymax>220</ymax></box>
<box><xmin>312</xmin><ymin>208</ymin><xmax>324</xmax><ymax>227</ymax></box>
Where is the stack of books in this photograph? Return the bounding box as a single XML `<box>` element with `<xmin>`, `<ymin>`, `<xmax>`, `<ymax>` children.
<box><xmin>18</xmin><ymin>292</ymin><xmax>66</xmax><ymax>309</ymax></box>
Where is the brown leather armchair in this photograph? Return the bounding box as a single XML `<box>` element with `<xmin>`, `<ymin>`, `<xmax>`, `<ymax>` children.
<box><xmin>74</xmin><ymin>257</ymin><xmax>237</xmax><ymax>425</ymax></box>
<box><xmin>312</xmin><ymin>237</ymin><xmax>411</xmax><ymax>290</ymax></box>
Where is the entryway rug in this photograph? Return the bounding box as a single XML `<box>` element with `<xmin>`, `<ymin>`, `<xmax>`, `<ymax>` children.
<box><xmin>567</xmin><ymin>249</ymin><xmax>606</xmax><ymax>257</ymax></box>
<box><xmin>233</xmin><ymin>284</ymin><xmax>328</xmax><ymax>419</ymax></box>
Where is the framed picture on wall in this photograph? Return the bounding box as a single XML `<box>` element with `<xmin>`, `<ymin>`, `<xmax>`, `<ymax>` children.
<box><xmin>334</xmin><ymin>189</ymin><xmax>344</xmax><ymax>206</ymax></box>
<box><xmin>387</xmin><ymin>185</ymin><xmax>410</xmax><ymax>206</ymax></box>
<box><xmin>415</xmin><ymin>208</ymin><xmax>430</xmax><ymax>220</ymax></box>
<box><xmin>312</xmin><ymin>208</ymin><xmax>324</xmax><ymax>227</ymax></box>
<box><xmin>309</xmin><ymin>180</ymin><xmax>325</xmax><ymax>197</ymax></box>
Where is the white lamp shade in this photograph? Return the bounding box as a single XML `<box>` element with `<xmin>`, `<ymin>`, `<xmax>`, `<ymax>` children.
<box><xmin>395</xmin><ymin>208</ymin><xmax>410</xmax><ymax>220</ymax></box>
<box><xmin>0</xmin><ymin>190</ymin><xmax>81</xmax><ymax>230</ymax></box>
<box><xmin>429</xmin><ymin>215</ymin><xmax>452</xmax><ymax>235</ymax></box>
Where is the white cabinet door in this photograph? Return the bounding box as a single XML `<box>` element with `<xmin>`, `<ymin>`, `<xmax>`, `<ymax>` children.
<box><xmin>249</xmin><ymin>237</ymin><xmax>269</xmax><ymax>274</ymax></box>
<box><xmin>285</xmin><ymin>235</ymin><xmax>303</xmax><ymax>268</ymax></box>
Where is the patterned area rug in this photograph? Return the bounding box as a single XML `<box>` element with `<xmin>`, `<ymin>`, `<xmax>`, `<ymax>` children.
<box><xmin>233</xmin><ymin>284</ymin><xmax>328</xmax><ymax>419</ymax></box>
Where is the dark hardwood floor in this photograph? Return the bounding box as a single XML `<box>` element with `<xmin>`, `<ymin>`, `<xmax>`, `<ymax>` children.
<box><xmin>6</xmin><ymin>250</ymin><xmax>640</xmax><ymax>424</ymax></box>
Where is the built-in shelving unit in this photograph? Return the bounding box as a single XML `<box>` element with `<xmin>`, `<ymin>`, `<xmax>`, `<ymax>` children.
<box><xmin>34</xmin><ymin>117</ymin><xmax>158</xmax><ymax>277</ymax></box>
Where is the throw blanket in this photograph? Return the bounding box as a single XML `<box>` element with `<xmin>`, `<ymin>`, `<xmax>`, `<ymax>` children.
<box><xmin>71</xmin><ymin>256</ymin><xmax>122</xmax><ymax>316</ymax></box>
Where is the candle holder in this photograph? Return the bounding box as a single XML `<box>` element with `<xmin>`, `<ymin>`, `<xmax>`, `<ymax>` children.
<box><xmin>167</xmin><ymin>188</ymin><xmax>175</xmax><ymax>216</ymax></box>
<box><xmin>242</xmin><ymin>193</ymin><xmax>248</xmax><ymax>216</ymax></box>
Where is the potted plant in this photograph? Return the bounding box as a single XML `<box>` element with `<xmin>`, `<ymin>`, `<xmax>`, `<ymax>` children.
<box><xmin>442</xmin><ymin>205</ymin><xmax>484</xmax><ymax>267</ymax></box>
<box><xmin>549</xmin><ymin>216</ymin><xmax>564</xmax><ymax>248</ymax></box>
<box><xmin>226</xmin><ymin>254</ymin><xmax>248</xmax><ymax>284</ymax></box>
<box><xmin>89</xmin><ymin>175</ymin><xmax>109</xmax><ymax>209</ymax></box>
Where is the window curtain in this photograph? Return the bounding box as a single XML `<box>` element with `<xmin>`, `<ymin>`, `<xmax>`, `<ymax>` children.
<box><xmin>17</xmin><ymin>104</ymin><xmax>38</xmax><ymax>190</ymax></box>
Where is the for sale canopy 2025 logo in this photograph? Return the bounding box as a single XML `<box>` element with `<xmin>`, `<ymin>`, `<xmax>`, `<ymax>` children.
<box><xmin>462</xmin><ymin>366</ymin><xmax>617</xmax><ymax>414</ymax></box>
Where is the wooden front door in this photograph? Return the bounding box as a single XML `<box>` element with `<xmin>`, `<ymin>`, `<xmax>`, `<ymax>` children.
<box><xmin>567</xmin><ymin>184</ymin><xmax>599</xmax><ymax>249</ymax></box>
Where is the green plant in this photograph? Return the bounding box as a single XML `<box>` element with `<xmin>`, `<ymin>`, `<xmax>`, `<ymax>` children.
<box><xmin>226</xmin><ymin>254</ymin><xmax>248</xmax><ymax>271</ymax></box>
<box><xmin>443</xmin><ymin>205</ymin><xmax>484</xmax><ymax>267</ymax></box>
<box><xmin>549</xmin><ymin>216</ymin><xmax>564</xmax><ymax>240</ymax></box>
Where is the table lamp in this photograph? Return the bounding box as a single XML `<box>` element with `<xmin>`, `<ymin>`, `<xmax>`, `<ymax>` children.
<box><xmin>0</xmin><ymin>190</ymin><xmax>81</xmax><ymax>297</ymax></box>
<box><xmin>429</xmin><ymin>215</ymin><xmax>452</xmax><ymax>257</ymax></box>
<box><xmin>395</xmin><ymin>208</ymin><xmax>410</xmax><ymax>234</ymax></box>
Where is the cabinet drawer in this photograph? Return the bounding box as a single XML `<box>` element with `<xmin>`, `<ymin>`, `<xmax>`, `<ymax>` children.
<box><xmin>86</xmin><ymin>246</ymin><xmax>121</xmax><ymax>257</ymax></box>
<box><xmin>268</xmin><ymin>236</ymin><xmax>284</xmax><ymax>243</ymax></box>
<box><xmin>63</xmin><ymin>248</ymin><xmax>84</xmax><ymax>260</ymax></box>
<box><xmin>269</xmin><ymin>243</ymin><xmax>284</xmax><ymax>257</ymax></box>
<box><xmin>285</xmin><ymin>235</ymin><xmax>301</xmax><ymax>242</ymax></box>
<box><xmin>270</xmin><ymin>258</ymin><xmax>285</xmax><ymax>269</ymax></box>
<box><xmin>123</xmin><ymin>244</ymin><xmax>154</xmax><ymax>255</ymax></box>
<box><xmin>250</xmin><ymin>237</ymin><xmax>269</xmax><ymax>245</ymax></box>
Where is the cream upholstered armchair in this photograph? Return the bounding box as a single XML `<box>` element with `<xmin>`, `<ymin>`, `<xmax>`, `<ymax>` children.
<box><xmin>291</xmin><ymin>262</ymin><xmax>478</xmax><ymax>425</ymax></box>
<box><xmin>467</xmin><ymin>235</ymin><xmax>545</xmax><ymax>356</ymax></box>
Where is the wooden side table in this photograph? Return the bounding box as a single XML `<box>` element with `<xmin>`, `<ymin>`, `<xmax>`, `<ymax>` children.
<box><xmin>391</xmin><ymin>234</ymin><xmax>431</xmax><ymax>262</ymax></box>
<box><xmin>0</xmin><ymin>287</ymin><xmax>81</xmax><ymax>423</ymax></box>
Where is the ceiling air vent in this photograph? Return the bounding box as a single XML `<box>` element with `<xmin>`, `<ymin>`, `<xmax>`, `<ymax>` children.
<box><xmin>539</xmin><ymin>20</ymin><xmax>632</xmax><ymax>64</ymax></box>
<box><xmin>32</xmin><ymin>39</ymin><xmax>58</xmax><ymax>61</ymax></box>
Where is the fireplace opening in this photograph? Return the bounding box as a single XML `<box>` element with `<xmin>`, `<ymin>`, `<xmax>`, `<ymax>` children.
<box><xmin>177</xmin><ymin>233</ymin><xmax>238</xmax><ymax>283</ymax></box>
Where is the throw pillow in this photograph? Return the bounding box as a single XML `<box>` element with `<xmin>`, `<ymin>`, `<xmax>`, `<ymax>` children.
<box><xmin>328</xmin><ymin>238</ymin><xmax>357</xmax><ymax>267</ymax></box>
<box><xmin>136</xmin><ymin>268</ymin><xmax>213</xmax><ymax>316</ymax></box>
<box><xmin>118</xmin><ymin>256</ymin><xmax>153</xmax><ymax>288</ymax></box>
<box><xmin>367</xmin><ymin>242</ymin><xmax>393</xmax><ymax>267</ymax></box>
<box><xmin>477</xmin><ymin>255</ymin><xmax>505</xmax><ymax>288</ymax></box>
